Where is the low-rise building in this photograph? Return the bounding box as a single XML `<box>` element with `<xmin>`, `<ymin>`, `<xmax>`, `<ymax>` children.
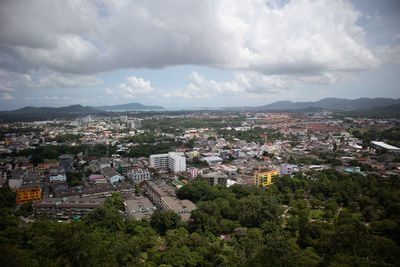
<box><xmin>33</xmin><ymin>197</ymin><xmax>106</xmax><ymax>220</ymax></box>
<box><xmin>202</xmin><ymin>171</ymin><xmax>228</xmax><ymax>186</ymax></box>
<box><xmin>49</xmin><ymin>173</ymin><xmax>67</xmax><ymax>183</ymax></box>
<box><xmin>125</xmin><ymin>197</ymin><xmax>156</xmax><ymax>220</ymax></box>
<box><xmin>201</xmin><ymin>156</ymin><xmax>223</xmax><ymax>165</ymax></box>
<box><xmin>102</xmin><ymin>166</ymin><xmax>125</xmax><ymax>184</ymax></box>
<box><xmin>37</xmin><ymin>162</ymin><xmax>59</xmax><ymax>174</ymax></box>
<box><xmin>141</xmin><ymin>180</ymin><xmax>196</xmax><ymax>221</ymax></box>
<box><xmin>280</xmin><ymin>164</ymin><xmax>298</xmax><ymax>175</ymax></box>
<box><xmin>16</xmin><ymin>184</ymin><xmax>41</xmax><ymax>204</ymax></box>
<box><xmin>128</xmin><ymin>169</ymin><xmax>151</xmax><ymax>182</ymax></box>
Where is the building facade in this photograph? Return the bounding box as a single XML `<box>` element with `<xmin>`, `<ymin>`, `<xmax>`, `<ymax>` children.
<box><xmin>280</xmin><ymin>164</ymin><xmax>298</xmax><ymax>175</ymax></box>
<box><xmin>32</xmin><ymin>197</ymin><xmax>105</xmax><ymax>220</ymax></box>
<box><xmin>16</xmin><ymin>185</ymin><xmax>41</xmax><ymax>204</ymax></box>
<box><xmin>49</xmin><ymin>174</ymin><xmax>67</xmax><ymax>183</ymax></box>
<box><xmin>254</xmin><ymin>170</ymin><xmax>279</xmax><ymax>187</ymax></box>
<box><xmin>129</xmin><ymin>169</ymin><xmax>151</xmax><ymax>182</ymax></box>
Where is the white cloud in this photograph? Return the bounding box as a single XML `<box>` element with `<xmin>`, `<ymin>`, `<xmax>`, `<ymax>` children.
<box><xmin>118</xmin><ymin>76</ymin><xmax>155</xmax><ymax>98</ymax></box>
<box><xmin>167</xmin><ymin>70</ymin><xmax>348</xmax><ymax>99</ymax></box>
<box><xmin>0</xmin><ymin>70</ymin><xmax>102</xmax><ymax>91</ymax></box>
<box><xmin>105</xmin><ymin>88</ymin><xmax>113</xmax><ymax>94</ymax></box>
<box><xmin>0</xmin><ymin>0</ymin><xmax>381</xmax><ymax>91</ymax></box>
<box><xmin>25</xmin><ymin>96</ymin><xmax>61</xmax><ymax>101</ymax></box>
<box><xmin>0</xmin><ymin>93</ymin><xmax>13</xmax><ymax>100</ymax></box>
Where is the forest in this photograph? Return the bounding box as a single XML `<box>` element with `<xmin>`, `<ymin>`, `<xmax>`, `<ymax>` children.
<box><xmin>0</xmin><ymin>169</ymin><xmax>399</xmax><ymax>266</ymax></box>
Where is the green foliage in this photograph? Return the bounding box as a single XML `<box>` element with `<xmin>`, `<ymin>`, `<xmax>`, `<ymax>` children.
<box><xmin>217</xmin><ymin>127</ymin><xmax>286</xmax><ymax>144</ymax></box>
<box><xmin>0</xmin><ymin>170</ymin><xmax>399</xmax><ymax>266</ymax></box>
<box><xmin>105</xmin><ymin>192</ymin><xmax>125</xmax><ymax>211</ymax></box>
<box><xmin>15</xmin><ymin>201</ymin><xmax>33</xmax><ymax>217</ymax></box>
<box><xmin>127</xmin><ymin>142</ymin><xmax>174</xmax><ymax>157</ymax></box>
<box><xmin>238</xmin><ymin>194</ymin><xmax>283</xmax><ymax>228</ymax></box>
<box><xmin>354</xmin><ymin>126</ymin><xmax>400</xmax><ymax>148</ymax></box>
<box><xmin>46</xmin><ymin>133</ymin><xmax>81</xmax><ymax>143</ymax></box>
<box><xmin>0</xmin><ymin>186</ymin><xmax>16</xmax><ymax>209</ymax></box>
<box><xmin>191</xmin><ymin>156</ymin><xmax>209</xmax><ymax>168</ymax></box>
<box><xmin>66</xmin><ymin>171</ymin><xmax>83</xmax><ymax>187</ymax></box>
<box><xmin>150</xmin><ymin>210</ymin><xmax>181</xmax><ymax>235</ymax></box>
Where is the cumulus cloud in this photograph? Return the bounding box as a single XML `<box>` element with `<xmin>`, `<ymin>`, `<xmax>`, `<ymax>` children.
<box><xmin>1</xmin><ymin>93</ymin><xmax>13</xmax><ymax>100</ymax></box>
<box><xmin>118</xmin><ymin>76</ymin><xmax>155</xmax><ymax>98</ymax></box>
<box><xmin>0</xmin><ymin>70</ymin><xmax>102</xmax><ymax>92</ymax></box>
<box><xmin>167</xmin><ymin>70</ymin><xmax>347</xmax><ymax>99</ymax></box>
<box><xmin>0</xmin><ymin>0</ymin><xmax>383</xmax><ymax>91</ymax></box>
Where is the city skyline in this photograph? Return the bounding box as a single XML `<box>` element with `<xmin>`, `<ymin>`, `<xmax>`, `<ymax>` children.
<box><xmin>0</xmin><ymin>0</ymin><xmax>399</xmax><ymax>110</ymax></box>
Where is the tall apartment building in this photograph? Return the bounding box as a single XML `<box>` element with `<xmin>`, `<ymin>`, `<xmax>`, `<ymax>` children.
<box><xmin>127</xmin><ymin>118</ymin><xmax>142</xmax><ymax>129</ymax></box>
<box><xmin>254</xmin><ymin>170</ymin><xmax>279</xmax><ymax>187</ymax></box>
<box><xmin>150</xmin><ymin>152</ymin><xmax>186</xmax><ymax>172</ymax></box>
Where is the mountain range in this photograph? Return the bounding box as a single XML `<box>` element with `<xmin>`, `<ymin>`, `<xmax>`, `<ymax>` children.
<box><xmin>0</xmin><ymin>98</ymin><xmax>399</xmax><ymax>122</ymax></box>
<box><xmin>0</xmin><ymin>103</ymin><xmax>165</xmax><ymax>122</ymax></box>
<box><xmin>9</xmin><ymin>105</ymin><xmax>102</xmax><ymax>114</ymax></box>
<box><xmin>93</xmin><ymin>103</ymin><xmax>164</xmax><ymax>111</ymax></box>
<box><xmin>254</xmin><ymin>97</ymin><xmax>400</xmax><ymax>111</ymax></box>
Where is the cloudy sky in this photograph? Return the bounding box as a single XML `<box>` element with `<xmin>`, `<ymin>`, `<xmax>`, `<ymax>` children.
<box><xmin>0</xmin><ymin>0</ymin><xmax>399</xmax><ymax>110</ymax></box>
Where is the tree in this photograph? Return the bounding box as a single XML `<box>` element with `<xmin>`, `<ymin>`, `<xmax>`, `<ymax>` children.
<box><xmin>241</xmin><ymin>228</ymin><xmax>264</xmax><ymax>261</ymax></box>
<box><xmin>84</xmin><ymin>205</ymin><xmax>124</xmax><ymax>232</ymax></box>
<box><xmin>150</xmin><ymin>210</ymin><xmax>181</xmax><ymax>235</ymax></box>
<box><xmin>105</xmin><ymin>192</ymin><xmax>125</xmax><ymax>211</ymax></box>
<box><xmin>238</xmin><ymin>194</ymin><xmax>283</xmax><ymax>228</ymax></box>
<box><xmin>66</xmin><ymin>171</ymin><xmax>83</xmax><ymax>187</ymax></box>
<box><xmin>0</xmin><ymin>186</ymin><xmax>16</xmax><ymax>209</ymax></box>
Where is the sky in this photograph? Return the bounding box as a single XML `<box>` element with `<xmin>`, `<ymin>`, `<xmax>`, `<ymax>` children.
<box><xmin>0</xmin><ymin>0</ymin><xmax>399</xmax><ymax>110</ymax></box>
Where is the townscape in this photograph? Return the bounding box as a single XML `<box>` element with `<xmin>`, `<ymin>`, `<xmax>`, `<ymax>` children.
<box><xmin>1</xmin><ymin>109</ymin><xmax>399</xmax><ymax>265</ymax></box>
<box><xmin>1</xmin><ymin>0</ymin><xmax>400</xmax><ymax>265</ymax></box>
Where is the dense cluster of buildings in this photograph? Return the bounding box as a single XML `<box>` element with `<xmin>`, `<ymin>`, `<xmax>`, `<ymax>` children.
<box><xmin>1</xmin><ymin>111</ymin><xmax>399</xmax><ymax>221</ymax></box>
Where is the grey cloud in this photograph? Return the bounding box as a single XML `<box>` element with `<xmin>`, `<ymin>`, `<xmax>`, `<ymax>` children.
<box><xmin>0</xmin><ymin>0</ymin><xmax>383</xmax><ymax>92</ymax></box>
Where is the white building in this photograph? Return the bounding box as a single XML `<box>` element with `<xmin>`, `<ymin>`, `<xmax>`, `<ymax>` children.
<box><xmin>202</xmin><ymin>156</ymin><xmax>223</xmax><ymax>165</ymax></box>
<box><xmin>150</xmin><ymin>152</ymin><xmax>186</xmax><ymax>172</ymax></box>
<box><xmin>49</xmin><ymin>174</ymin><xmax>67</xmax><ymax>183</ymax></box>
<box><xmin>129</xmin><ymin>169</ymin><xmax>151</xmax><ymax>182</ymax></box>
<box><xmin>371</xmin><ymin>141</ymin><xmax>400</xmax><ymax>153</ymax></box>
<box><xmin>102</xmin><ymin>166</ymin><xmax>125</xmax><ymax>184</ymax></box>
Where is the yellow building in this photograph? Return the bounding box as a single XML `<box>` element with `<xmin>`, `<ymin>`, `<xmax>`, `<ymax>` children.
<box><xmin>254</xmin><ymin>170</ymin><xmax>279</xmax><ymax>187</ymax></box>
<box><xmin>16</xmin><ymin>185</ymin><xmax>41</xmax><ymax>204</ymax></box>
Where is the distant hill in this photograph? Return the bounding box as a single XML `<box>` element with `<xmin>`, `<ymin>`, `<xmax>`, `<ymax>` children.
<box><xmin>0</xmin><ymin>105</ymin><xmax>103</xmax><ymax>122</ymax></box>
<box><xmin>373</xmin><ymin>103</ymin><xmax>400</xmax><ymax>114</ymax></box>
<box><xmin>11</xmin><ymin>105</ymin><xmax>101</xmax><ymax>114</ymax></box>
<box><xmin>254</xmin><ymin>97</ymin><xmax>400</xmax><ymax>111</ymax></box>
<box><xmin>93</xmin><ymin>103</ymin><xmax>164</xmax><ymax>111</ymax></box>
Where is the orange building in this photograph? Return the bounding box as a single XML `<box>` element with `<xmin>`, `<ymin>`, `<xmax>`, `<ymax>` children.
<box><xmin>37</xmin><ymin>162</ymin><xmax>59</xmax><ymax>174</ymax></box>
<box><xmin>16</xmin><ymin>185</ymin><xmax>41</xmax><ymax>204</ymax></box>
